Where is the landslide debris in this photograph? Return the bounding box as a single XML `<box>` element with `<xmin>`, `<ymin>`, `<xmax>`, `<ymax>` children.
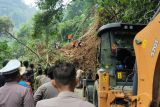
<box><xmin>59</xmin><ymin>19</ymin><xmax>100</xmax><ymax>72</ymax></box>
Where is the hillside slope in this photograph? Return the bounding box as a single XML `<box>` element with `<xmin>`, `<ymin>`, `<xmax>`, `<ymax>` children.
<box><xmin>60</xmin><ymin>18</ymin><xmax>100</xmax><ymax>72</ymax></box>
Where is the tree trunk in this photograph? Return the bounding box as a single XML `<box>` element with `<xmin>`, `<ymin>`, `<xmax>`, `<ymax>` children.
<box><xmin>45</xmin><ymin>27</ymin><xmax>49</xmax><ymax>48</ymax></box>
<box><xmin>45</xmin><ymin>27</ymin><xmax>49</xmax><ymax>63</ymax></box>
<box><xmin>6</xmin><ymin>31</ymin><xmax>45</xmax><ymax>62</ymax></box>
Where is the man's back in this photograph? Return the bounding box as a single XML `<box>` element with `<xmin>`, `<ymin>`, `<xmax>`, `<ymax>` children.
<box><xmin>36</xmin><ymin>75</ymin><xmax>50</xmax><ymax>86</ymax></box>
<box><xmin>36</xmin><ymin>92</ymin><xmax>95</xmax><ymax>107</ymax></box>
<box><xmin>0</xmin><ymin>82</ymin><xmax>34</xmax><ymax>107</ymax></box>
<box><xmin>34</xmin><ymin>82</ymin><xmax>58</xmax><ymax>103</ymax></box>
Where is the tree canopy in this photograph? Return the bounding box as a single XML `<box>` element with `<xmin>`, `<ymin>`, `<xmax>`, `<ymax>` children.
<box><xmin>98</xmin><ymin>0</ymin><xmax>159</xmax><ymax>24</ymax></box>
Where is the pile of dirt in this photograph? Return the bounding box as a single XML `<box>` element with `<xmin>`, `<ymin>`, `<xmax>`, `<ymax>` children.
<box><xmin>60</xmin><ymin>18</ymin><xmax>100</xmax><ymax>72</ymax></box>
<box><xmin>60</xmin><ymin>36</ymin><xmax>100</xmax><ymax>71</ymax></box>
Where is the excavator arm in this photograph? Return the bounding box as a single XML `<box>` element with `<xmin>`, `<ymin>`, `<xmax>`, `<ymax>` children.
<box><xmin>134</xmin><ymin>13</ymin><xmax>160</xmax><ymax>107</ymax></box>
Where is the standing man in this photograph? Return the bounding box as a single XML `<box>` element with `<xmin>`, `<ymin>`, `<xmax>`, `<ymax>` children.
<box><xmin>36</xmin><ymin>60</ymin><xmax>95</xmax><ymax>107</ymax></box>
<box><xmin>67</xmin><ymin>34</ymin><xmax>73</xmax><ymax>42</ymax></box>
<box><xmin>26</xmin><ymin>63</ymin><xmax>35</xmax><ymax>91</ymax></box>
<box><xmin>76</xmin><ymin>67</ymin><xmax>84</xmax><ymax>88</ymax></box>
<box><xmin>34</xmin><ymin>66</ymin><xmax>58</xmax><ymax>104</ymax></box>
<box><xmin>0</xmin><ymin>59</ymin><xmax>34</xmax><ymax>107</ymax></box>
<box><xmin>34</xmin><ymin>64</ymin><xmax>50</xmax><ymax>90</ymax></box>
<box><xmin>23</xmin><ymin>60</ymin><xmax>29</xmax><ymax>69</ymax></box>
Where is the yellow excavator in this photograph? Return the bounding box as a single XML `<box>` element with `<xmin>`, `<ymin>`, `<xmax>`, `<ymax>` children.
<box><xmin>96</xmin><ymin>8</ymin><xmax>160</xmax><ymax>107</ymax></box>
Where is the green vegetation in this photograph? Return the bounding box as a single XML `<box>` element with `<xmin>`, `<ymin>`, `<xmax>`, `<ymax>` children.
<box><xmin>0</xmin><ymin>0</ymin><xmax>159</xmax><ymax>65</ymax></box>
<box><xmin>0</xmin><ymin>0</ymin><xmax>36</xmax><ymax>28</ymax></box>
<box><xmin>98</xmin><ymin>0</ymin><xmax>159</xmax><ymax>24</ymax></box>
<box><xmin>0</xmin><ymin>41</ymin><xmax>12</xmax><ymax>64</ymax></box>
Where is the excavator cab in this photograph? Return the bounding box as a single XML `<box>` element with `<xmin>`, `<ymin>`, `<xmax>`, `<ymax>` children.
<box><xmin>97</xmin><ymin>23</ymin><xmax>146</xmax><ymax>87</ymax></box>
<box><xmin>94</xmin><ymin>23</ymin><xmax>146</xmax><ymax>107</ymax></box>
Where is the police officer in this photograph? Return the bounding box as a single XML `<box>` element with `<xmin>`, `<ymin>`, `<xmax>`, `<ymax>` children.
<box><xmin>0</xmin><ymin>59</ymin><xmax>34</xmax><ymax>107</ymax></box>
<box><xmin>36</xmin><ymin>60</ymin><xmax>95</xmax><ymax>107</ymax></box>
<box><xmin>0</xmin><ymin>60</ymin><xmax>9</xmax><ymax>87</ymax></box>
<box><xmin>34</xmin><ymin>64</ymin><xmax>50</xmax><ymax>91</ymax></box>
<box><xmin>34</xmin><ymin>66</ymin><xmax>58</xmax><ymax>104</ymax></box>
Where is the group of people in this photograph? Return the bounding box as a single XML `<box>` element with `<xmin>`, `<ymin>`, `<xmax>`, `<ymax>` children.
<box><xmin>0</xmin><ymin>59</ymin><xmax>95</xmax><ymax>107</ymax></box>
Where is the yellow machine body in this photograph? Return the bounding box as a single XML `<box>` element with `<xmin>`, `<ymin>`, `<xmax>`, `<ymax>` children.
<box><xmin>98</xmin><ymin>14</ymin><xmax>160</xmax><ymax>107</ymax></box>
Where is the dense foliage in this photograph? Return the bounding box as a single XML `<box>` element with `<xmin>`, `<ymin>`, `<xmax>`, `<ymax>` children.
<box><xmin>0</xmin><ymin>16</ymin><xmax>13</xmax><ymax>65</ymax></box>
<box><xmin>0</xmin><ymin>41</ymin><xmax>12</xmax><ymax>65</ymax></box>
<box><xmin>32</xmin><ymin>0</ymin><xmax>97</xmax><ymax>46</ymax></box>
<box><xmin>98</xmin><ymin>0</ymin><xmax>159</xmax><ymax>24</ymax></box>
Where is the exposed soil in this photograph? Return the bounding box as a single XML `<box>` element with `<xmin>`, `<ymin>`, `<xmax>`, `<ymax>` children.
<box><xmin>59</xmin><ymin>19</ymin><xmax>100</xmax><ymax>72</ymax></box>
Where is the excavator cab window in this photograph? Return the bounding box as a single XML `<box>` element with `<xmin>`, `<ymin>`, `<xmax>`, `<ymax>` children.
<box><xmin>99</xmin><ymin>31</ymin><xmax>136</xmax><ymax>87</ymax></box>
<box><xmin>110</xmin><ymin>31</ymin><xmax>136</xmax><ymax>85</ymax></box>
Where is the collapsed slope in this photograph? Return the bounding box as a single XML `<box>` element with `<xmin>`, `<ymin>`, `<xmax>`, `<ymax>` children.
<box><xmin>60</xmin><ymin>19</ymin><xmax>100</xmax><ymax>72</ymax></box>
